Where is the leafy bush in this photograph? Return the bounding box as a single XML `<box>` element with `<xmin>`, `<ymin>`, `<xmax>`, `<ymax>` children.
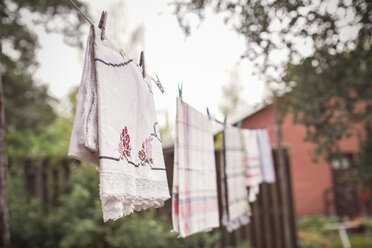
<box><xmin>297</xmin><ymin>214</ymin><xmax>339</xmax><ymax>248</ymax></box>
<box><xmin>9</xmin><ymin>164</ymin><xmax>221</xmax><ymax>248</ymax></box>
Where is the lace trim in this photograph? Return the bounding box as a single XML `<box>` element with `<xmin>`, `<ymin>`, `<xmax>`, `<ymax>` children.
<box><xmin>100</xmin><ymin>172</ymin><xmax>170</xmax><ymax>222</ymax></box>
<box><xmin>223</xmin><ymin>213</ymin><xmax>250</xmax><ymax>232</ymax></box>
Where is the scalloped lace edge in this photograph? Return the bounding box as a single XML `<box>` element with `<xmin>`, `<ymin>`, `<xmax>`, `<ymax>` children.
<box><xmin>101</xmin><ymin>194</ymin><xmax>170</xmax><ymax>222</ymax></box>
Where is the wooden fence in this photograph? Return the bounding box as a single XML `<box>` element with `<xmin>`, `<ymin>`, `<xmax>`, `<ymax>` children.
<box><xmin>15</xmin><ymin>146</ymin><xmax>297</xmax><ymax>247</ymax></box>
<box><xmin>163</xmin><ymin>147</ymin><xmax>297</xmax><ymax>248</ymax></box>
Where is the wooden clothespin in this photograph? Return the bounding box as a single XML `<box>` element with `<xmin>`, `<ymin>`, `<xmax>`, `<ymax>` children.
<box><xmin>139</xmin><ymin>51</ymin><xmax>146</xmax><ymax>78</ymax></box>
<box><xmin>178</xmin><ymin>83</ymin><xmax>183</xmax><ymax>101</ymax></box>
<box><xmin>139</xmin><ymin>52</ymin><xmax>165</xmax><ymax>93</ymax></box>
<box><xmin>151</xmin><ymin>74</ymin><xmax>165</xmax><ymax>93</ymax></box>
<box><xmin>98</xmin><ymin>11</ymin><xmax>107</xmax><ymax>40</ymax></box>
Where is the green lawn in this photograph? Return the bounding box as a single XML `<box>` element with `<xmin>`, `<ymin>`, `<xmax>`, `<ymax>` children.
<box><xmin>333</xmin><ymin>234</ymin><xmax>371</xmax><ymax>248</ymax></box>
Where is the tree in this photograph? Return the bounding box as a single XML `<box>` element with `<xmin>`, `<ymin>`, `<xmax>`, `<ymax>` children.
<box><xmin>172</xmin><ymin>0</ymin><xmax>372</xmax><ymax>184</ymax></box>
<box><xmin>1</xmin><ymin>29</ymin><xmax>11</xmax><ymax>248</ymax></box>
<box><xmin>218</xmin><ymin>68</ymin><xmax>245</xmax><ymax>117</ymax></box>
<box><xmin>1</xmin><ymin>0</ymin><xmax>89</xmax><ymax>246</ymax></box>
<box><xmin>172</xmin><ymin>1</ymin><xmax>370</xmax><ymax>80</ymax></box>
<box><xmin>284</xmin><ymin>43</ymin><xmax>372</xmax><ymax>187</ymax></box>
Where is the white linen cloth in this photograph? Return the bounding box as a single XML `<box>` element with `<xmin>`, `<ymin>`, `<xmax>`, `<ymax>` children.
<box><xmin>68</xmin><ymin>26</ymin><xmax>170</xmax><ymax>222</ymax></box>
<box><xmin>242</xmin><ymin>129</ymin><xmax>263</xmax><ymax>202</ymax></box>
<box><xmin>172</xmin><ymin>98</ymin><xmax>219</xmax><ymax>238</ymax></box>
<box><xmin>222</xmin><ymin>126</ymin><xmax>250</xmax><ymax>232</ymax></box>
<box><xmin>257</xmin><ymin>129</ymin><xmax>276</xmax><ymax>183</ymax></box>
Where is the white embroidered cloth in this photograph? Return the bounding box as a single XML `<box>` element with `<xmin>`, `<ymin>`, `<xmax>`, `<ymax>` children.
<box><xmin>68</xmin><ymin>26</ymin><xmax>170</xmax><ymax>222</ymax></box>
<box><xmin>222</xmin><ymin>126</ymin><xmax>250</xmax><ymax>232</ymax></box>
<box><xmin>172</xmin><ymin>98</ymin><xmax>219</xmax><ymax>237</ymax></box>
<box><xmin>257</xmin><ymin>129</ymin><xmax>276</xmax><ymax>183</ymax></box>
<box><xmin>242</xmin><ymin>129</ymin><xmax>263</xmax><ymax>202</ymax></box>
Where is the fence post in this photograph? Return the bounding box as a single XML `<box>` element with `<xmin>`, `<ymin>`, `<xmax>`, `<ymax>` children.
<box><xmin>273</xmin><ymin>95</ymin><xmax>293</xmax><ymax>248</ymax></box>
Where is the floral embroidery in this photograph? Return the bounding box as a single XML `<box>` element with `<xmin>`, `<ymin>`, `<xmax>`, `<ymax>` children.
<box><xmin>145</xmin><ymin>137</ymin><xmax>152</xmax><ymax>157</ymax></box>
<box><xmin>118</xmin><ymin>126</ymin><xmax>154</xmax><ymax>167</ymax></box>
<box><xmin>138</xmin><ymin>150</ymin><xmax>146</xmax><ymax>161</ymax></box>
<box><xmin>119</xmin><ymin>126</ymin><xmax>132</xmax><ymax>160</ymax></box>
<box><xmin>138</xmin><ymin>139</ymin><xmax>153</xmax><ymax>166</ymax></box>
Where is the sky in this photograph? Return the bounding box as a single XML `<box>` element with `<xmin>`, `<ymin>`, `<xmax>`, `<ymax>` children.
<box><xmin>33</xmin><ymin>0</ymin><xmax>267</xmax><ymax>125</ymax></box>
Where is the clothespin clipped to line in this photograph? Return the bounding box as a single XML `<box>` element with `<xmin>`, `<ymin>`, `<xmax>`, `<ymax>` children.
<box><xmin>223</xmin><ymin>114</ymin><xmax>227</xmax><ymax>126</ymax></box>
<box><xmin>98</xmin><ymin>11</ymin><xmax>107</xmax><ymax>40</ymax></box>
<box><xmin>206</xmin><ymin>107</ymin><xmax>211</xmax><ymax>120</ymax></box>
<box><xmin>237</xmin><ymin>120</ymin><xmax>242</xmax><ymax>129</ymax></box>
<box><xmin>70</xmin><ymin>1</ymin><xmax>164</xmax><ymax>93</ymax></box>
<box><xmin>178</xmin><ymin>83</ymin><xmax>183</xmax><ymax>101</ymax></box>
<box><xmin>151</xmin><ymin>74</ymin><xmax>165</xmax><ymax>93</ymax></box>
<box><xmin>139</xmin><ymin>51</ymin><xmax>146</xmax><ymax>78</ymax></box>
<box><xmin>139</xmin><ymin>51</ymin><xmax>165</xmax><ymax>93</ymax></box>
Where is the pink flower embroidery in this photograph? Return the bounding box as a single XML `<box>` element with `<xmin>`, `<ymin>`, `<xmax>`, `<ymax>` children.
<box><xmin>145</xmin><ymin>137</ymin><xmax>152</xmax><ymax>158</ymax></box>
<box><xmin>122</xmin><ymin>127</ymin><xmax>128</xmax><ymax>136</ymax></box>
<box><xmin>118</xmin><ymin>126</ymin><xmax>154</xmax><ymax>167</ymax></box>
<box><xmin>118</xmin><ymin>142</ymin><xmax>124</xmax><ymax>154</ymax></box>
<box><xmin>119</xmin><ymin>126</ymin><xmax>132</xmax><ymax>159</ymax></box>
<box><xmin>123</xmin><ymin>134</ymin><xmax>130</xmax><ymax>147</ymax></box>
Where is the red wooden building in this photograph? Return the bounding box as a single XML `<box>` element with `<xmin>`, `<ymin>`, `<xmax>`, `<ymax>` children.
<box><xmin>231</xmin><ymin>103</ymin><xmax>366</xmax><ymax>218</ymax></box>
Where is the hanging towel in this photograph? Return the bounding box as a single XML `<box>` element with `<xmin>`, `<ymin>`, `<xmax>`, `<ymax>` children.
<box><xmin>172</xmin><ymin>98</ymin><xmax>219</xmax><ymax>238</ymax></box>
<box><xmin>242</xmin><ymin>129</ymin><xmax>263</xmax><ymax>202</ymax></box>
<box><xmin>257</xmin><ymin>129</ymin><xmax>276</xmax><ymax>183</ymax></box>
<box><xmin>222</xmin><ymin>126</ymin><xmax>250</xmax><ymax>232</ymax></box>
<box><xmin>68</xmin><ymin>26</ymin><xmax>170</xmax><ymax>222</ymax></box>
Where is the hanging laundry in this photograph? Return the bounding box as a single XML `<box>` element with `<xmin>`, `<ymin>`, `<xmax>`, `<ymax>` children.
<box><xmin>222</xmin><ymin>126</ymin><xmax>251</xmax><ymax>232</ymax></box>
<box><xmin>172</xmin><ymin>98</ymin><xmax>219</xmax><ymax>238</ymax></box>
<box><xmin>257</xmin><ymin>129</ymin><xmax>276</xmax><ymax>183</ymax></box>
<box><xmin>68</xmin><ymin>26</ymin><xmax>170</xmax><ymax>222</ymax></box>
<box><xmin>242</xmin><ymin>129</ymin><xmax>263</xmax><ymax>202</ymax></box>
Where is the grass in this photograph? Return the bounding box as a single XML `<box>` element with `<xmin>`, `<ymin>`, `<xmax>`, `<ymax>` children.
<box><xmin>333</xmin><ymin>233</ymin><xmax>371</xmax><ymax>248</ymax></box>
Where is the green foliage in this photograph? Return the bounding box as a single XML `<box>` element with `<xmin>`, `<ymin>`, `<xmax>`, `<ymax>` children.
<box><xmin>8</xmin><ymin>164</ymin><xmax>222</xmax><ymax>248</ymax></box>
<box><xmin>45</xmin><ymin>165</ymin><xmax>104</xmax><ymax>248</ymax></box>
<box><xmin>285</xmin><ymin>42</ymin><xmax>372</xmax><ymax>188</ymax></box>
<box><xmin>297</xmin><ymin>215</ymin><xmax>339</xmax><ymax>248</ymax></box>
<box><xmin>2</xmin><ymin>0</ymin><xmax>88</xmax><ymax>159</ymax></box>
<box><xmin>298</xmin><ymin>215</ymin><xmax>372</xmax><ymax>248</ymax></box>
<box><xmin>1</xmin><ymin>0</ymin><xmax>88</xmax><ymax>69</ymax></box>
<box><xmin>172</xmin><ymin>1</ymin><xmax>372</xmax><ymax>79</ymax></box>
<box><xmin>2</xmin><ymin>64</ymin><xmax>56</xmax><ymax>132</ymax></box>
<box><xmin>298</xmin><ymin>215</ymin><xmax>339</xmax><ymax>237</ymax></box>
<box><xmin>8</xmin><ymin>172</ymin><xmax>48</xmax><ymax>248</ymax></box>
<box><xmin>3</xmin><ymin>66</ymin><xmax>60</xmax><ymax>158</ymax></box>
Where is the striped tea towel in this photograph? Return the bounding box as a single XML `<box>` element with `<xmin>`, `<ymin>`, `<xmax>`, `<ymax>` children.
<box><xmin>68</xmin><ymin>26</ymin><xmax>170</xmax><ymax>222</ymax></box>
<box><xmin>222</xmin><ymin>126</ymin><xmax>250</xmax><ymax>232</ymax></box>
<box><xmin>242</xmin><ymin>129</ymin><xmax>263</xmax><ymax>202</ymax></box>
<box><xmin>172</xmin><ymin>98</ymin><xmax>219</xmax><ymax>238</ymax></box>
<box><xmin>257</xmin><ymin>129</ymin><xmax>276</xmax><ymax>183</ymax></box>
